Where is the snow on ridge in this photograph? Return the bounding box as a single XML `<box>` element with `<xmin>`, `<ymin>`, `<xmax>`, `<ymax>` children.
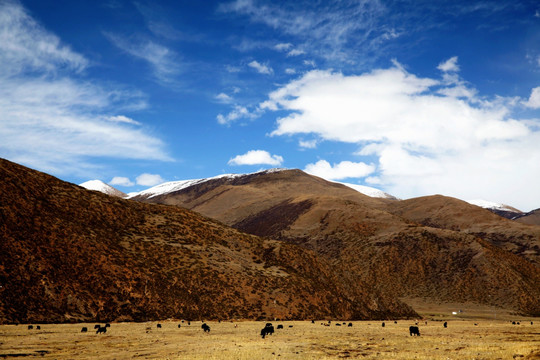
<box><xmin>129</xmin><ymin>168</ymin><xmax>288</xmax><ymax>199</ymax></box>
<box><xmin>80</xmin><ymin>180</ymin><xmax>126</xmax><ymax>197</ymax></box>
<box><xmin>336</xmin><ymin>181</ymin><xmax>398</xmax><ymax>200</ymax></box>
<box><xmin>466</xmin><ymin>199</ymin><xmax>520</xmax><ymax>212</ymax></box>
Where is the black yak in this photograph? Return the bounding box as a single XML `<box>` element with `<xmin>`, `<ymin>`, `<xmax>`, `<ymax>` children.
<box><xmin>201</xmin><ymin>323</ymin><xmax>210</xmax><ymax>332</ymax></box>
<box><xmin>409</xmin><ymin>326</ymin><xmax>420</xmax><ymax>336</ymax></box>
<box><xmin>261</xmin><ymin>323</ymin><xmax>274</xmax><ymax>339</ymax></box>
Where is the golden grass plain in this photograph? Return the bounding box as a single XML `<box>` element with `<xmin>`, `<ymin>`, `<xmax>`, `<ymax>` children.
<box><xmin>1</xmin><ymin>317</ymin><xmax>539</xmax><ymax>360</ymax></box>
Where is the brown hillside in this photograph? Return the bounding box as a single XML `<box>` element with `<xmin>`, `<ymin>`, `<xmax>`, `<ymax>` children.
<box><xmin>136</xmin><ymin>170</ymin><xmax>540</xmax><ymax>315</ymax></box>
<box><xmin>515</xmin><ymin>208</ymin><xmax>540</xmax><ymax>226</ymax></box>
<box><xmin>0</xmin><ymin>158</ymin><xmax>417</xmax><ymax>324</ymax></box>
<box><xmin>386</xmin><ymin>195</ymin><xmax>540</xmax><ymax>265</ymax></box>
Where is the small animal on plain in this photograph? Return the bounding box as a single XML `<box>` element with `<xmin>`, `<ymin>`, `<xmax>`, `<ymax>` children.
<box><xmin>394</xmin><ymin>321</ymin><xmax>397</xmax><ymax>324</ymax></box>
<box><xmin>382</xmin><ymin>322</ymin><xmax>385</xmax><ymax>328</ymax></box>
<box><xmin>443</xmin><ymin>322</ymin><xmax>447</xmax><ymax>328</ymax></box>
<box><xmin>94</xmin><ymin>324</ymin><xmax>101</xmax><ymax>329</ymax></box>
<box><xmin>409</xmin><ymin>326</ymin><xmax>420</xmax><ymax>336</ymax></box>
<box><xmin>105</xmin><ymin>323</ymin><xmax>111</xmax><ymax>328</ymax></box>
<box><xmin>28</xmin><ymin>325</ymin><xmax>33</xmax><ymax>330</ymax></box>
<box><xmin>81</xmin><ymin>327</ymin><xmax>88</xmax><ymax>333</ymax></box>
<box><xmin>336</xmin><ymin>323</ymin><xmax>341</xmax><ymax>326</ymax></box>
<box><xmin>157</xmin><ymin>324</ymin><xmax>162</xmax><ymax>328</ymax></box>
<box><xmin>260</xmin><ymin>323</ymin><xmax>275</xmax><ymax>339</ymax></box>
<box><xmin>348</xmin><ymin>323</ymin><xmax>353</xmax><ymax>327</ymax></box>
<box><xmin>311</xmin><ymin>320</ymin><xmax>315</xmax><ymax>324</ymax></box>
<box><xmin>96</xmin><ymin>326</ymin><xmax>107</xmax><ymax>334</ymax></box>
<box><xmin>277</xmin><ymin>324</ymin><xmax>284</xmax><ymax>329</ymax></box>
<box><xmin>178</xmin><ymin>324</ymin><xmax>181</xmax><ymax>328</ymax></box>
<box><xmin>288</xmin><ymin>325</ymin><xmax>293</xmax><ymax>328</ymax></box>
<box><xmin>474</xmin><ymin>323</ymin><xmax>478</xmax><ymax>326</ymax></box>
<box><xmin>512</xmin><ymin>321</ymin><xmax>516</xmax><ymax>325</ymax></box>
<box><xmin>36</xmin><ymin>326</ymin><xmax>41</xmax><ymax>330</ymax></box>
<box><xmin>201</xmin><ymin>323</ymin><xmax>210</xmax><ymax>333</ymax></box>
<box><xmin>531</xmin><ymin>322</ymin><xmax>534</xmax><ymax>325</ymax></box>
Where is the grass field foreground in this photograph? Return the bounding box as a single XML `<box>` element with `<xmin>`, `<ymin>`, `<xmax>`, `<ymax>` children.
<box><xmin>1</xmin><ymin>319</ymin><xmax>539</xmax><ymax>359</ymax></box>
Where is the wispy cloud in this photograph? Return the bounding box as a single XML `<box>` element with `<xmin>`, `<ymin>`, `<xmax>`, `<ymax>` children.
<box><xmin>216</xmin><ymin>105</ymin><xmax>258</xmax><ymax>125</ymax></box>
<box><xmin>104</xmin><ymin>32</ymin><xmax>181</xmax><ymax>86</ymax></box>
<box><xmin>0</xmin><ymin>1</ymin><xmax>170</xmax><ymax>177</ymax></box>
<box><xmin>228</xmin><ymin>150</ymin><xmax>283</xmax><ymax>166</ymax></box>
<box><xmin>248</xmin><ymin>60</ymin><xmax>273</xmax><ymax>74</ymax></box>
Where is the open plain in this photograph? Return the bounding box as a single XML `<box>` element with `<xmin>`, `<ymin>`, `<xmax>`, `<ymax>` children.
<box><xmin>1</xmin><ymin>316</ymin><xmax>539</xmax><ymax>359</ymax></box>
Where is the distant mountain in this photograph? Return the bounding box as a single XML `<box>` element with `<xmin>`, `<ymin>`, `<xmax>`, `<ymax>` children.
<box><xmin>0</xmin><ymin>158</ymin><xmax>416</xmax><ymax>324</ymax></box>
<box><xmin>466</xmin><ymin>199</ymin><xmax>523</xmax><ymax>220</ymax></box>
<box><xmin>131</xmin><ymin>169</ymin><xmax>540</xmax><ymax>315</ymax></box>
<box><xmin>80</xmin><ymin>180</ymin><xmax>127</xmax><ymax>198</ymax></box>
<box><xmin>514</xmin><ymin>208</ymin><xmax>540</xmax><ymax>225</ymax></box>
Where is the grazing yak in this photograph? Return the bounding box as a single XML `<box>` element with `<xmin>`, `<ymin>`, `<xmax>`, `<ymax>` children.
<box><xmin>382</xmin><ymin>322</ymin><xmax>385</xmax><ymax>328</ymax></box>
<box><xmin>28</xmin><ymin>325</ymin><xmax>33</xmax><ymax>330</ymax></box>
<box><xmin>277</xmin><ymin>325</ymin><xmax>284</xmax><ymax>329</ymax></box>
<box><xmin>201</xmin><ymin>323</ymin><xmax>210</xmax><ymax>333</ymax></box>
<box><xmin>96</xmin><ymin>326</ymin><xmax>107</xmax><ymax>334</ymax></box>
<box><xmin>348</xmin><ymin>323</ymin><xmax>353</xmax><ymax>327</ymax></box>
<box><xmin>81</xmin><ymin>327</ymin><xmax>88</xmax><ymax>333</ymax></box>
<box><xmin>409</xmin><ymin>326</ymin><xmax>420</xmax><ymax>336</ymax></box>
<box><xmin>261</xmin><ymin>323</ymin><xmax>275</xmax><ymax>339</ymax></box>
<box><xmin>443</xmin><ymin>322</ymin><xmax>447</xmax><ymax>328</ymax></box>
<box><xmin>157</xmin><ymin>324</ymin><xmax>162</xmax><ymax>328</ymax></box>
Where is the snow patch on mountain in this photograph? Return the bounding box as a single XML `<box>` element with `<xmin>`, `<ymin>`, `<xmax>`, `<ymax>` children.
<box><xmin>80</xmin><ymin>180</ymin><xmax>127</xmax><ymax>198</ymax></box>
<box><xmin>129</xmin><ymin>168</ymin><xmax>287</xmax><ymax>199</ymax></box>
<box><xmin>466</xmin><ymin>199</ymin><xmax>521</xmax><ymax>213</ymax></box>
<box><xmin>336</xmin><ymin>182</ymin><xmax>398</xmax><ymax>200</ymax></box>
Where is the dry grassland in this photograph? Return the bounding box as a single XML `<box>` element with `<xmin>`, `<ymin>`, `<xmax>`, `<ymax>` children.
<box><xmin>1</xmin><ymin>318</ymin><xmax>539</xmax><ymax>359</ymax></box>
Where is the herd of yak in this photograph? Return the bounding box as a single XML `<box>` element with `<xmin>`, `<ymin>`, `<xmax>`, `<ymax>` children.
<box><xmin>23</xmin><ymin>319</ymin><xmax>533</xmax><ymax>337</ymax></box>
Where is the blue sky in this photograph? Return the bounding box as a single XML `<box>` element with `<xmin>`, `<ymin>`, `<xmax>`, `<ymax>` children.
<box><xmin>1</xmin><ymin>0</ymin><xmax>540</xmax><ymax>210</ymax></box>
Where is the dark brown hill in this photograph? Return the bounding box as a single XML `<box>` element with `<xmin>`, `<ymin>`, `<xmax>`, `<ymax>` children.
<box><xmin>136</xmin><ymin>170</ymin><xmax>540</xmax><ymax>315</ymax></box>
<box><xmin>0</xmin><ymin>159</ymin><xmax>417</xmax><ymax>324</ymax></box>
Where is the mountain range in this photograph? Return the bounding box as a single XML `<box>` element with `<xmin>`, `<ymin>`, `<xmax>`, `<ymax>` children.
<box><xmin>124</xmin><ymin>168</ymin><xmax>540</xmax><ymax>315</ymax></box>
<box><xmin>0</xmin><ymin>158</ymin><xmax>416</xmax><ymax>324</ymax></box>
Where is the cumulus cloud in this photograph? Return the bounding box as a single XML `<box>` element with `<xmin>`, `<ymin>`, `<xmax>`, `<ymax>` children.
<box><xmin>263</xmin><ymin>64</ymin><xmax>540</xmax><ymax>211</ymax></box>
<box><xmin>524</xmin><ymin>87</ymin><xmax>540</xmax><ymax>109</ymax></box>
<box><xmin>228</xmin><ymin>150</ymin><xmax>283</xmax><ymax>166</ymax></box>
<box><xmin>110</xmin><ymin>176</ymin><xmax>134</xmax><ymax>186</ymax></box>
<box><xmin>305</xmin><ymin>160</ymin><xmax>375</xmax><ymax>180</ymax></box>
<box><xmin>437</xmin><ymin>56</ymin><xmax>460</xmax><ymax>72</ymax></box>
<box><xmin>248</xmin><ymin>60</ymin><xmax>273</xmax><ymax>74</ymax></box>
<box><xmin>136</xmin><ymin>173</ymin><xmax>165</xmax><ymax>186</ymax></box>
<box><xmin>0</xmin><ymin>1</ymin><xmax>170</xmax><ymax>177</ymax></box>
<box><xmin>299</xmin><ymin>139</ymin><xmax>318</xmax><ymax>149</ymax></box>
<box><xmin>215</xmin><ymin>92</ymin><xmax>233</xmax><ymax>103</ymax></box>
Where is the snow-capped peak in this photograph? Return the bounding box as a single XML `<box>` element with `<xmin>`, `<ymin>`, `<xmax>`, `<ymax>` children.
<box><xmin>335</xmin><ymin>181</ymin><xmax>398</xmax><ymax>200</ymax></box>
<box><xmin>79</xmin><ymin>180</ymin><xmax>127</xmax><ymax>198</ymax></box>
<box><xmin>466</xmin><ymin>199</ymin><xmax>521</xmax><ymax>213</ymax></box>
<box><xmin>129</xmin><ymin>168</ymin><xmax>287</xmax><ymax>199</ymax></box>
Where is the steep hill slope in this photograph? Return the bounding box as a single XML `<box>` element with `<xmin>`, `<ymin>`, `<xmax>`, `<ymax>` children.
<box><xmin>0</xmin><ymin>158</ymin><xmax>417</xmax><ymax>324</ymax></box>
<box><xmin>133</xmin><ymin>169</ymin><xmax>540</xmax><ymax>315</ymax></box>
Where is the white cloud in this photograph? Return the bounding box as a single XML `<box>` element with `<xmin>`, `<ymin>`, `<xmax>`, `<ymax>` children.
<box><xmin>303</xmin><ymin>60</ymin><xmax>316</xmax><ymax>67</ymax></box>
<box><xmin>285</xmin><ymin>68</ymin><xmax>297</xmax><ymax>74</ymax></box>
<box><xmin>524</xmin><ymin>87</ymin><xmax>540</xmax><ymax>109</ymax></box>
<box><xmin>0</xmin><ymin>1</ymin><xmax>170</xmax><ymax>177</ymax></box>
<box><xmin>299</xmin><ymin>139</ymin><xmax>318</xmax><ymax>149</ymax></box>
<box><xmin>215</xmin><ymin>92</ymin><xmax>233</xmax><ymax>103</ymax></box>
<box><xmin>287</xmin><ymin>49</ymin><xmax>305</xmax><ymax>57</ymax></box>
<box><xmin>104</xmin><ymin>32</ymin><xmax>180</xmax><ymax>85</ymax></box>
<box><xmin>228</xmin><ymin>150</ymin><xmax>283</xmax><ymax>166</ymax></box>
<box><xmin>263</xmin><ymin>64</ymin><xmax>540</xmax><ymax>211</ymax></box>
<box><xmin>110</xmin><ymin>176</ymin><xmax>134</xmax><ymax>186</ymax></box>
<box><xmin>136</xmin><ymin>173</ymin><xmax>165</xmax><ymax>186</ymax></box>
<box><xmin>105</xmin><ymin>115</ymin><xmax>141</xmax><ymax>125</ymax></box>
<box><xmin>248</xmin><ymin>60</ymin><xmax>273</xmax><ymax>74</ymax></box>
<box><xmin>304</xmin><ymin>160</ymin><xmax>375</xmax><ymax>180</ymax></box>
<box><xmin>437</xmin><ymin>56</ymin><xmax>460</xmax><ymax>72</ymax></box>
<box><xmin>225</xmin><ymin>65</ymin><xmax>241</xmax><ymax>73</ymax></box>
<box><xmin>274</xmin><ymin>43</ymin><xmax>292</xmax><ymax>51</ymax></box>
<box><xmin>217</xmin><ymin>105</ymin><xmax>258</xmax><ymax>125</ymax></box>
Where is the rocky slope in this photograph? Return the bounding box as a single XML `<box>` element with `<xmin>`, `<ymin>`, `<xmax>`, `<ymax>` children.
<box><xmin>0</xmin><ymin>158</ymin><xmax>417</xmax><ymax>324</ymax></box>
<box><xmin>132</xmin><ymin>169</ymin><xmax>540</xmax><ymax>315</ymax></box>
